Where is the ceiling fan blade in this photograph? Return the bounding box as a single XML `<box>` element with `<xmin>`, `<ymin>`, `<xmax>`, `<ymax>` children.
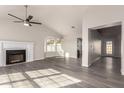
<box><xmin>8</xmin><ymin>13</ymin><xmax>24</xmax><ymax>21</ymax></box>
<box><xmin>30</xmin><ymin>21</ymin><xmax>42</xmax><ymax>25</ymax></box>
<box><xmin>26</xmin><ymin>15</ymin><xmax>33</xmax><ymax>21</ymax></box>
<box><xmin>13</xmin><ymin>21</ymin><xmax>24</xmax><ymax>23</ymax></box>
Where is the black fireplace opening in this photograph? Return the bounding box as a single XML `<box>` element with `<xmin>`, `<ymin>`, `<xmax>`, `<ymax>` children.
<box><xmin>6</xmin><ymin>50</ymin><xmax>26</xmax><ymax>65</ymax></box>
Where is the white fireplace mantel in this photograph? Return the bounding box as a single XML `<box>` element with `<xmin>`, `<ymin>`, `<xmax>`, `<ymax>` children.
<box><xmin>0</xmin><ymin>41</ymin><xmax>34</xmax><ymax>66</ymax></box>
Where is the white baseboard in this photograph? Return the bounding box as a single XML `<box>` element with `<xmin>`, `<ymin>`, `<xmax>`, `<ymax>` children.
<box><xmin>34</xmin><ymin>56</ymin><xmax>45</xmax><ymax>60</ymax></box>
<box><xmin>121</xmin><ymin>69</ymin><xmax>124</xmax><ymax>75</ymax></box>
<box><xmin>87</xmin><ymin>57</ymin><xmax>101</xmax><ymax>67</ymax></box>
<box><xmin>82</xmin><ymin>63</ymin><xmax>89</xmax><ymax>67</ymax></box>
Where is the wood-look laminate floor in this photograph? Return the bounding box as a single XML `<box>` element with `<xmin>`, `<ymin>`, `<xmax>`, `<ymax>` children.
<box><xmin>0</xmin><ymin>56</ymin><xmax>124</xmax><ymax>88</ymax></box>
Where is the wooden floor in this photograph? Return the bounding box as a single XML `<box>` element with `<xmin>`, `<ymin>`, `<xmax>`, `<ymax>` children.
<box><xmin>0</xmin><ymin>56</ymin><xmax>124</xmax><ymax>88</ymax></box>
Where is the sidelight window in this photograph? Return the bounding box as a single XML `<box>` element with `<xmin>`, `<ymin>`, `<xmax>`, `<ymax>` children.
<box><xmin>106</xmin><ymin>41</ymin><xmax>112</xmax><ymax>55</ymax></box>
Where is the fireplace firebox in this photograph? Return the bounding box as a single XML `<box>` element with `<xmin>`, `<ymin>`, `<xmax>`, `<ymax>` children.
<box><xmin>6</xmin><ymin>50</ymin><xmax>26</xmax><ymax>65</ymax></box>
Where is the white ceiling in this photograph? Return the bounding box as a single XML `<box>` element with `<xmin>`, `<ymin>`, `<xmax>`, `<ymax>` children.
<box><xmin>0</xmin><ymin>5</ymin><xmax>89</xmax><ymax>36</ymax></box>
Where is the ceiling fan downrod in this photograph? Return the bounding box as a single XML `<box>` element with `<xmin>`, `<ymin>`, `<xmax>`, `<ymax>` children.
<box><xmin>24</xmin><ymin>5</ymin><xmax>28</xmax><ymax>19</ymax></box>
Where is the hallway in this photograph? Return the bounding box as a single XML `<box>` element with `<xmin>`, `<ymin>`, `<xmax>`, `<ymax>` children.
<box><xmin>91</xmin><ymin>57</ymin><xmax>121</xmax><ymax>75</ymax></box>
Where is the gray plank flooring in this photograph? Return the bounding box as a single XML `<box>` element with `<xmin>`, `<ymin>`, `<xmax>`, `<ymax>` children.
<box><xmin>0</xmin><ymin>56</ymin><xmax>124</xmax><ymax>88</ymax></box>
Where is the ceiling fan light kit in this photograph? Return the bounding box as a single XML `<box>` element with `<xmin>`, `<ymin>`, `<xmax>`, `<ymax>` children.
<box><xmin>24</xmin><ymin>21</ymin><xmax>29</xmax><ymax>26</ymax></box>
<box><xmin>8</xmin><ymin>5</ymin><xmax>42</xmax><ymax>27</ymax></box>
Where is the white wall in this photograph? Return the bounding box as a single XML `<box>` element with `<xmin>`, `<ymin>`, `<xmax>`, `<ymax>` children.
<box><xmin>62</xmin><ymin>29</ymin><xmax>82</xmax><ymax>58</ymax></box>
<box><xmin>45</xmin><ymin>52</ymin><xmax>63</xmax><ymax>58</ymax></box>
<box><xmin>0</xmin><ymin>20</ymin><xmax>62</xmax><ymax>61</ymax></box>
<box><xmin>82</xmin><ymin>6</ymin><xmax>124</xmax><ymax>75</ymax></box>
<box><xmin>62</xmin><ymin>36</ymin><xmax>77</xmax><ymax>58</ymax></box>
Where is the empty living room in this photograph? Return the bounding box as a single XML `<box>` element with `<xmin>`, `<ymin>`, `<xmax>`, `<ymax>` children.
<box><xmin>0</xmin><ymin>1</ymin><xmax>124</xmax><ymax>92</ymax></box>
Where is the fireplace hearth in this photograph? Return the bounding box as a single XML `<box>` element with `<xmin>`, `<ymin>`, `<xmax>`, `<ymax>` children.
<box><xmin>6</xmin><ymin>50</ymin><xmax>26</xmax><ymax>65</ymax></box>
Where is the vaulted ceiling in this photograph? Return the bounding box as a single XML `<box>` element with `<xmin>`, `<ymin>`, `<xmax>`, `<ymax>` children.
<box><xmin>0</xmin><ymin>5</ymin><xmax>89</xmax><ymax>36</ymax></box>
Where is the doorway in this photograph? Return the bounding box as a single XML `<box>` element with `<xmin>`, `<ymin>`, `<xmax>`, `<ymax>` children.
<box><xmin>99</xmin><ymin>25</ymin><xmax>121</xmax><ymax>58</ymax></box>
<box><xmin>88</xmin><ymin>22</ymin><xmax>122</xmax><ymax>74</ymax></box>
<box><xmin>77</xmin><ymin>38</ymin><xmax>82</xmax><ymax>59</ymax></box>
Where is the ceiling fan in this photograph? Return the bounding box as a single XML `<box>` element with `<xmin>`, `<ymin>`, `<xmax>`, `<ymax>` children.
<box><xmin>8</xmin><ymin>5</ymin><xmax>42</xmax><ymax>26</ymax></box>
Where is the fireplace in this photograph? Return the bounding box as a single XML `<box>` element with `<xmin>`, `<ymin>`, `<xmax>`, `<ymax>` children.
<box><xmin>6</xmin><ymin>50</ymin><xmax>26</xmax><ymax>65</ymax></box>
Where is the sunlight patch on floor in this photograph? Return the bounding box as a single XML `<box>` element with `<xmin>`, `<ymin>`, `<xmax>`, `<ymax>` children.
<box><xmin>0</xmin><ymin>84</ymin><xmax>12</xmax><ymax>88</ymax></box>
<box><xmin>25</xmin><ymin>71</ymin><xmax>44</xmax><ymax>78</ymax></box>
<box><xmin>12</xmin><ymin>80</ymin><xmax>33</xmax><ymax>88</ymax></box>
<box><xmin>8</xmin><ymin>73</ymin><xmax>26</xmax><ymax>82</ymax></box>
<box><xmin>0</xmin><ymin>75</ymin><xmax>10</xmax><ymax>84</ymax></box>
<box><xmin>34</xmin><ymin>77</ymin><xmax>60</xmax><ymax>88</ymax></box>
<box><xmin>25</xmin><ymin>68</ymin><xmax>61</xmax><ymax>79</ymax></box>
<box><xmin>32</xmin><ymin>69</ymin><xmax>81</xmax><ymax>88</ymax></box>
<box><xmin>38</xmin><ymin>69</ymin><xmax>60</xmax><ymax>76</ymax></box>
<box><xmin>0</xmin><ymin>68</ymin><xmax>81</xmax><ymax>88</ymax></box>
<box><xmin>49</xmin><ymin>74</ymin><xmax>81</xmax><ymax>87</ymax></box>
